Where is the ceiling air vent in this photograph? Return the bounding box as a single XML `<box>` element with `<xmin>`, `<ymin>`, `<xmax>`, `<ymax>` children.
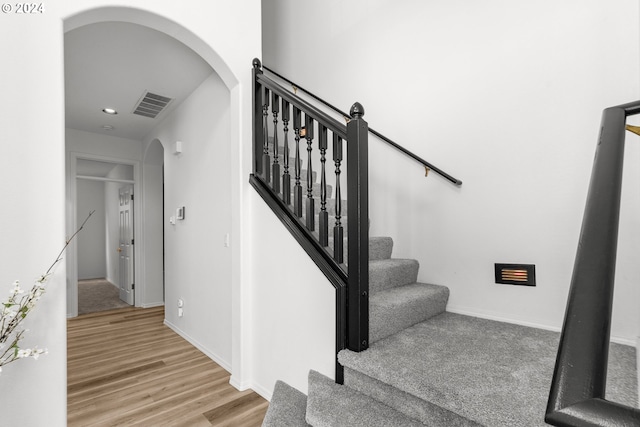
<box><xmin>494</xmin><ymin>263</ymin><xmax>536</xmax><ymax>286</ymax></box>
<box><xmin>132</xmin><ymin>91</ymin><xmax>173</xmax><ymax>119</ymax></box>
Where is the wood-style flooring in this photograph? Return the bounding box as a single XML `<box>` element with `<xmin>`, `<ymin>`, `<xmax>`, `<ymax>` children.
<box><xmin>67</xmin><ymin>306</ymin><xmax>268</xmax><ymax>426</ymax></box>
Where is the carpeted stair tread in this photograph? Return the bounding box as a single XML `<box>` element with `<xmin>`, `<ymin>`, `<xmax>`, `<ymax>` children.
<box><xmin>262</xmin><ymin>380</ymin><xmax>310</xmax><ymax>427</ymax></box>
<box><xmin>338</xmin><ymin>311</ymin><xmax>638</xmax><ymax>427</ymax></box>
<box><xmin>369</xmin><ymin>258</ymin><xmax>419</xmax><ymax>293</ymax></box>
<box><xmin>370</xmin><ymin>283</ymin><xmax>449</xmax><ymax>343</ymax></box>
<box><xmin>305</xmin><ymin>370</ymin><xmax>425</xmax><ymax>427</ymax></box>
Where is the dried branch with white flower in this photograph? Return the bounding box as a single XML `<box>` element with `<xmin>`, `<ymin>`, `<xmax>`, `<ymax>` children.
<box><xmin>0</xmin><ymin>211</ymin><xmax>94</xmax><ymax>375</ymax></box>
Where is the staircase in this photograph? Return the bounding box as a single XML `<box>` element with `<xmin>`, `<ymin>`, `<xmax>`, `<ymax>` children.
<box><xmin>251</xmin><ymin>62</ymin><xmax>638</xmax><ymax>426</ymax></box>
<box><xmin>258</xmin><ymin>154</ymin><xmax>637</xmax><ymax>426</ymax></box>
<box><xmin>262</xmin><ymin>234</ymin><xmax>638</xmax><ymax>426</ymax></box>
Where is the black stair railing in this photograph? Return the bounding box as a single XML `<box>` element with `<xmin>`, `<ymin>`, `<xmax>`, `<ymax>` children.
<box><xmin>546</xmin><ymin>100</ymin><xmax>640</xmax><ymax>426</ymax></box>
<box><xmin>262</xmin><ymin>65</ymin><xmax>462</xmax><ymax>186</ymax></box>
<box><xmin>250</xmin><ymin>59</ymin><xmax>369</xmax><ymax>382</ymax></box>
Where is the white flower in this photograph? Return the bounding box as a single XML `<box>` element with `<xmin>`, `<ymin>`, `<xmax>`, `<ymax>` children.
<box><xmin>9</xmin><ymin>282</ymin><xmax>24</xmax><ymax>295</ymax></box>
<box><xmin>17</xmin><ymin>348</ymin><xmax>31</xmax><ymax>358</ymax></box>
<box><xmin>2</xmin><ymin>306</ymin><xmax>17</xmax><ymax>319</ymax></box>
<box><xmin>31</xmin><ymin>348</ymin><xmax>46</xmax><ymax>360</ymax></box>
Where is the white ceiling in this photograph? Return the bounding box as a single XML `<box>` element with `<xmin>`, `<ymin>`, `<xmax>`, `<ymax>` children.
<box><xmin>65</xmin><ymin>22</ymin><xmax>214</xmax><ymax>141</ymax></box>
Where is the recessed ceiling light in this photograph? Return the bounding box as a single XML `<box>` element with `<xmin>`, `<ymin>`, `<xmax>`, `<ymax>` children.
<box><xmin>102</xmin><ymin>125</ymin><xmax>114</xmax><ymax>131</ymax></box>
<box><xmin>102</xmin><ymin>108</ymin><xmax>118</xmax><ymax>115</ymax></box>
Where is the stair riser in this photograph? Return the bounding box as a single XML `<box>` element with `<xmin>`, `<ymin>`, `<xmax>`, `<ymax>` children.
<box><xmin>369</xmin><ymin>283</ymin><xmax>449</xmax><ymax>343</ymax></box>
<box><xmin>342</xmin><ymin>368</ymin><xmax>481</xmax><ymax>427</ymax></box>
<box><xmin>306</xmin><ymin>370</ymin><xmax>426</xmax><ymax>427</ymax></box>
<box><xmin>369</xmin><ymin>259</ymin><xmax>420</xmax><ymax>293</ymax></box>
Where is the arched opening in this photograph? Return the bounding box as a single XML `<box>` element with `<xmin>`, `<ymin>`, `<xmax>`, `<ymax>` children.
<box><xmin>63</xmin><ymin>6</ymin><xmax>242</xmax><ymax>391</ymax></box>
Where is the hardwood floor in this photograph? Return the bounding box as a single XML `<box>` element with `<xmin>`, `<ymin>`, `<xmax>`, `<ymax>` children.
<box><xmin>67</xmin><ymin>306</ymin><xmax>268</xmax><ymax>426</ymax></box>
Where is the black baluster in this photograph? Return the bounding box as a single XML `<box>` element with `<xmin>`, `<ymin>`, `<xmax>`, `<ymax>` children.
<box><xmin>262</xmin><ymin>87</ymin><xmax>271</xmax><ymax>183</ymax></box>
<box><xmin>293</xmin><ymin>107</ymin><xmax>303</xmax><ymax>217</ymax></box>
<box><xmin>318</xmin><ymin>125</ymin><xmax>329</xmax><ymax>246</ymax></box>
<box><xmin>271</xmin><ymin>92</ymin><xmax>281</xmax><ymax>193</ymax></box>
<box><xmin>281</xmin><ymin>99</ymin><xmax>291</xmax><ymax>205</ymax></box>
<box><xmin>305</xmin><ymin>115</ymin><xmax>315</xmax><ymax>231</ymax></box>
<box><xmin>333</xmin><ymin>134</ymin><xmax>344</xmax><ymax>263</ymax></box>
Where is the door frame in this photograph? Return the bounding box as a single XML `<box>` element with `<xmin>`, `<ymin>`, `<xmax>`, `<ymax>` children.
<box><xmin>67</xmin><ymin>151</ymin><xmax>141</xmax><ymax>317</ymax></box>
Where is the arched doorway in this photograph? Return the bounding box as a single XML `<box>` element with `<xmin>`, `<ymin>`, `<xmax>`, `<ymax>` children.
<box><xmin>63</xmin><ymin>6</ymin><xmax>246</xmax><ymax>388</ymax></box>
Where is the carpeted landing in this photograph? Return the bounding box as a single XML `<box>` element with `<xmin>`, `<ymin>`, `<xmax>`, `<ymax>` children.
<box><xmin>78</xmin><ymin>278</ymin><xmax>131</xmax><ymax>315</ymax></box>
<box><xmin>262</xmin><ymin>236</ymin><xmax>638</xmax><ymax>427</ymax></box>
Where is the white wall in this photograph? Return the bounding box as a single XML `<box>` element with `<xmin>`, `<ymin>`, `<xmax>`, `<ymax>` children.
<box><xmin>262</xmin><ymin>0</ymin><xmax>640</xmax><ymax>344</ymax></box>
<box><xmin>0</xmin><ymin>2</ymin><xmax>259</xmax><ymax>422</ymax></box>
<box><xmin>250</xmin><ymin>196</ymin><xmax>336</xmax><ymax>396</ymax></box>
<box><xmin>142</xmin><ymin>140</ymin><xmax>165</xmax><ymax>306</ymax></box>
<box><xmin>77</xmin><ymin>179</ymin><xmax>106</xmax><ymax>279</ymax></box>
<box><xmin>144</xmin><ymin>72</ymin><xmax>234</xmax><ymax>370</ymax></box>
<box><xmin>0</xmin><ymin>12</ymin><xmax>67</xmax><ymax>426</ymax></box>
<box><xmin>67</xmin><ymin>128</ymin><xmax>143</xmax><ymax>160</ymax></box>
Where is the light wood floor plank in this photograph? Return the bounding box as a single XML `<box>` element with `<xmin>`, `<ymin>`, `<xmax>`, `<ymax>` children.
<box><xmin>68</xmin><ymin>307</ymin><xmax>267</xmax><ymax>426</ymax></box>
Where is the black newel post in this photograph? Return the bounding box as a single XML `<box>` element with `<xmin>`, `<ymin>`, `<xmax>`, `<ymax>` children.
<box><xmin>252</xmin><ymin>59</ymin><xmax>264</xmax><ymax>175</ymax></box>
<box><xmin>346</xmin><ymin>102</ymin><xmax>369</xmax><ymax>352</ymax></box>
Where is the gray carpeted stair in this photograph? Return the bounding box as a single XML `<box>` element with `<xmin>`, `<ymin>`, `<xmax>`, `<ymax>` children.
<box><xmin>339</xmin><ymin>312</ymin><xmax>638</xmax><ymax>426</ymax></box>
<box><xmin>262</xmin><ymin>380</ymin><xmax>310</xmax><ymax>427</ymax></box>
<box><xmin>261</xmin><ymin>147</ymin><xmax>638</xmax><ymax>427</ymax></box>
<box><xmin>369</xmin><ymin>258</ymin><xmax>419</xmax><ymax>292</ymax></box>
<box><xmin>370</xmin><ymin>283</ymin><xmax>448</xmax><ymax>343</ymax></box>
<box><xmin>305</xmin><ymin>370</ymin><xmax>425</xmax><ymax>427</ymax></box>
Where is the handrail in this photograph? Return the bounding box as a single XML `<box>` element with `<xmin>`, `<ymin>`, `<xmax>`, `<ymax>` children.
<box><xmin>262</xmin><ymin>65</ymin><xmax>463</xmax><ymax>186</ymax></box>
<box><xmin>545</xmin><ymin>100</ymin><xmax>640</xmax><ymax>426</ymax></box>
<box><xmin>250</xmin><ymin>58</ymin><xmax>370</xmax><ymax>383</ymax></box>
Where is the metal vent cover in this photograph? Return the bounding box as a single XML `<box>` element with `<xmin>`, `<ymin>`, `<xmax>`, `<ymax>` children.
<box><xmin>132</xmin><ymin>91</ymin><xmax>173</xmax><ymax>118</ymax></box>
<box><xmin>494</xmin><ymin>263</ymin><xmax>536</xmax><ymax>286</ymax></box>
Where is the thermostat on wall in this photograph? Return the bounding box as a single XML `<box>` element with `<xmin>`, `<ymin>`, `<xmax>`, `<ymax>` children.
<box><xmin>176</xmin><ymin>206</ymin><xmax>185</xmax><ymax>220</ymax></box>
<box><xmin>174</xmin><ymin>140</ymin><xmax>183</xmax><ymax>154</ymax></box>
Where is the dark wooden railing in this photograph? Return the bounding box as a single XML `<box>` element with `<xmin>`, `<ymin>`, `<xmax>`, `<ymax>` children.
<box><xmin>250</xmin><ymin>59</ymin><xmax>369</xmax><ymax>382</ymax></box>
<box><xmin>546</xmin><ymin>100</ymin><xmax>640</xmax><ymax>426</ymax></box>
<box><xmin>262</xmin><ymin>65</ymin><xmax>462</xmax><ymax>186</ymax></box>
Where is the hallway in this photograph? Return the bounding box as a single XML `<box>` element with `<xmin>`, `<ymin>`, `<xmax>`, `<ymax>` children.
<box><xmin>67</xmin><ymin>307</ymin><xmax>267</xmax><ymax>426</ymax></box>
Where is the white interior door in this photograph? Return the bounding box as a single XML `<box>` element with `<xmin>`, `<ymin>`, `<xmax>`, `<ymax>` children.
<box><xmin>119</xmin><ymin>185</ymin><xmax>135</xmax><ymax>305</ymax></box>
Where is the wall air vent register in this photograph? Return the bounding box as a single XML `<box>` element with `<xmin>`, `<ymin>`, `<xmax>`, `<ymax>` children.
<box><xmin>494</xmin><ymin>263</ymin><xmax>536</xmax><ymax>286</ymax></box>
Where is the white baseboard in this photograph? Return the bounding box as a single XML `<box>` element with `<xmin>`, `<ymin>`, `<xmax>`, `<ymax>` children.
<box><xmin>637</xmin><ymin>336</ymin><xmax>640</xmax><ymax>407</ymax></box>
<box><xmin>446</xmin><ymin>305</ymin><xmax>636</xmax><ymax>346</ymax></box>
<box><xmin>141</xmin><ymin>301</ymin><xmax>164</xmax><ymax>309</ymax></box>
<box><xmin>229</xmin><ymin>375</ymin><xmax>253</xmax><ymax>392</ymax></box>
<box><xmin>163</xmin><ymin>319</ymin><xmax>232</xmax><ymax>373</ymax></box>
<box><xmin>250</xmin><ymin>380</ymin><xmax>274</xmax><ymax>402</ymax></box>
